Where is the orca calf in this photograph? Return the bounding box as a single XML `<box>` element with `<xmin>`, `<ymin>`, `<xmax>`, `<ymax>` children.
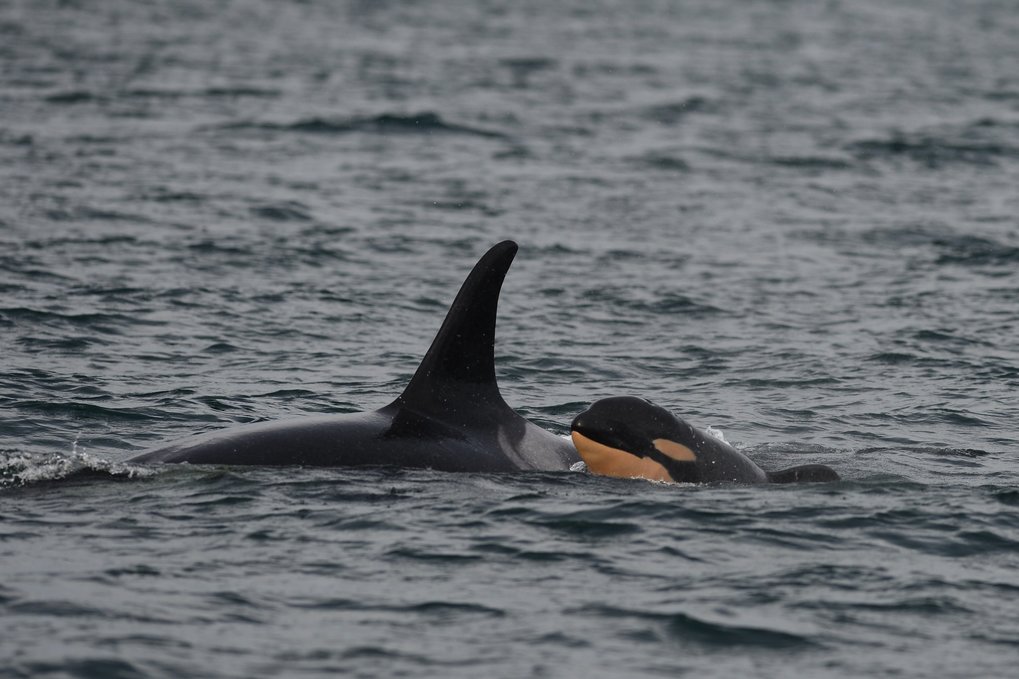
<box><xmin>131</xmin><ymin>241</ymin><xmax>579</xmax><ymax>471</ymax></box>
<box><xmin>571</xmin><ymin>396</ymin><xmax>839</xmax><ymax>484</ymax></box>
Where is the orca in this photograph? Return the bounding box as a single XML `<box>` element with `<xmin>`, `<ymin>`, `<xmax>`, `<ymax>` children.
<box><xmin>130</xmin><ymin>241</ymin><xmax>580</xmax><ymax>471</ymax></box>
<box><xmin>571</xmin><ymin>396</ymin><xmax>839</xmax><ymax>484</ymax></box>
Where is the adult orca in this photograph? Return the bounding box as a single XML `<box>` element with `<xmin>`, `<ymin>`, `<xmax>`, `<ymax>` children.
<box><xmin>130</xmin><ymin>241</ymin><xmax>580</xmax><ymax>471</ymax></box>
<box><xmin>571</xmin><ymin>396</ymin><xmax>839</xmax><ymax>484</ymax></box>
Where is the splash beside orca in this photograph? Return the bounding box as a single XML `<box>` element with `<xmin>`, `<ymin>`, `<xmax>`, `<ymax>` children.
<box><xmin>130</xmin><ymin>241</ymin><xmax>579</xmax><ymax>471</ymax></box>
<box><xmin>571</xmin><ymin>396</ymin><xmax>839</xmax><ymax>484</ymax></box>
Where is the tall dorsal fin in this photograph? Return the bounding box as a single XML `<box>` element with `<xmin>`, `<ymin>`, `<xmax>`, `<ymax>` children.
<box><xmin>394</xmin><ymin>240</ymin><xmax>517</xmax><ymax>411</ymax></box>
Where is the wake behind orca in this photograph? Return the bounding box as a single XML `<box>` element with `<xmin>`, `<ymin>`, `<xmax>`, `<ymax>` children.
<box><xmin>131</xmin><ymin>241</ymin><xmax>579</xmax><ymax>471</ymax></box>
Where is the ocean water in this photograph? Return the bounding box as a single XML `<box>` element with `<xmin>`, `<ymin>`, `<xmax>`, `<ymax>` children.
<box><xmin>2</xmin><ymin>0</ymin><xmax>1019</xmax><ymax>676</ymax></box>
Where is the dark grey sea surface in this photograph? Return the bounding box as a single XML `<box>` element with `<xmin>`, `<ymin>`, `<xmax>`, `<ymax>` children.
<box><xmin>2</xmin><ymin>0</ymin><xmax>1019</xmax><ymax>677</ymax></box>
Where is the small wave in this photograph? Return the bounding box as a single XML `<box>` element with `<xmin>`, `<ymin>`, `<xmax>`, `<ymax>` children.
<box><xmin>581</xmin><ymin>286</ymin><xmax>724</xmax><ymax>317</ymax></box>
<box><xmin>0</xmin><ymin>307</ymin><xmax>130</xmax><ymax>326</ymax></box>
<box><xmin>991</xmin><ymin>489</ymin><xmax>1019</xmax><ymax>506</ymax></box>
<box><xmin>44</xmin><ymin>90</ymin><xmax>97</xmax><ymax>105</ymax></box>
<box><xmin>666</xmin><ymin>611</ymin><xmax>816</xmax><ymax>649</ymax></box>
<box><xmin>218</xmin><ymin>112</ymin><xmax>511</xmax><ymax>140</ymax></box>
<box><xmin>768</xmin><ymin>155</ymin><xmax>853</xmax><ymax>171</ymax></box>
<box><xmin>847</xmin><ymin>131</ymin><xmax>1018</xmax><ymax>167</ymax></box>
<box><xmin>645</xmin><ymin>293</ymin><xmax>725</xmax><ymax>315</ymax></box>
<box><xmin>21</xmin><ymin>233</ymin><xmax>140</xmax><ymax>248</ymax></box>
<box><xmin>15</xmin><ymin>658</ymin><xmax>145</xmax><ymax>679</ymax></box>
<box><xmin>499</xmin><ymin>56</ymin><xmax>558</xmax><ymax>76</ymax></box>
<box><xmin>795</xmin><ymin>595</ymin><xmax>970</xmax><ymax>616</ymax></box>
<box><xmin>40</xmin><ymin>205</ymin><xmax>152</xmax><ymax>224</ymax></box>
<box><xmin>637</xmin><ymin>153</ymin><xmax>691</xmax><ymax>172</ymax></box>
<box><xmin>186</xmin><ymin>239</ymin><xmax>253</xmax><ymax>256</ymax></box>
<box><xmin>202</xmin><ymin>341</ymin><xmax>241</xmax><ymax>354</ymax></box>
<box><xmin>872</xmin><ymin>526</ymin><xmax>1019</xmax><ymax>558</ymax></box>
<box><xmin>200</xmin><ymin>86</ymin><xmax>281</xmax><ymax>98</ymax></box>
<box><xmin>250</xmin><ymin>201</ymin><xmax>313</xmax><ymax>222</ymax></box>
<box><xmin>869</xmin><ymin>351</ymin><xmax>918</xmax><ymax>365</ymax></box>
<box><xmin>577</xmin><ymin>604</ymin><xmax>816</xmax><ymax>650</ymax></box>
<box><xmin>44</xmin><ymin>87</ymin><xmax>280</xmax><ymax>105</ymax></box>
<box><xmin>864</xmin><ymin>439</ymin><xmax>991</xmax><ymax>456</ymax></box>
<box><xmin>641</xmin><ymin>96</ymin><xmax>716</xmax><ymax>125</ymax></box>
<box><xmin>933</xmin><ymin>235</ymin><xmax>1019</xmax><ymax>266</ymax></box>
<box><xmin>387</xmin><ymin>547</ymin><xmax>482</xmax><ymax>563</ymax></box>
<box><xmin>11</xmin><ymin>399</ymin><xmax>164</xmax><ymax>423</ymax></box>
<box><xmin>152</xmin><ymin>191</ymin><xmax>206</xmax><ymax>205</ymax></box>
<box><xmin>407</xmin><ymin>601</ymin><xmax>506</xmax><ymax>619</ymax></box>
<box><xmin>524</xmin><ymin>506</ymin><xmax>644</xmax><ymax>538</ymax></box>
<box><xmin>0</xmin><ymin>130</ymin><xmax>33</xmax><ymax>146</ymax></box>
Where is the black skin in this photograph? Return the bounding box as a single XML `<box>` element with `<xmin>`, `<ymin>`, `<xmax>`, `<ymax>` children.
<box><xmin>130</xmin><ymin>241</ymin><xmax>579</xmax><ymax>472</ymax></box>
<box><xmin>571</xmin><ymin>396</ymin><xmax>839</xmax><ymax>484</ymax></box>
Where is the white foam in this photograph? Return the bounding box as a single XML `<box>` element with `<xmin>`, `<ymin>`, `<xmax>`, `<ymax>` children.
<box><xmin>1</xmin><ymin>439</ymin><xmax>158</xmax><ymax>487</ymax></box>
<box><xmin>705</xmin><ymin>425</ymin><xmax>728</xmax><ymax>444</ymax></box>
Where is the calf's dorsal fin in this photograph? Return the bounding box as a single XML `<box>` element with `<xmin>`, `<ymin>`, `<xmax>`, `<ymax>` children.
<box><xmin>766</xmin><ymin>464</ymin><xmax>840</xmax><ymax>483</ymax></box>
